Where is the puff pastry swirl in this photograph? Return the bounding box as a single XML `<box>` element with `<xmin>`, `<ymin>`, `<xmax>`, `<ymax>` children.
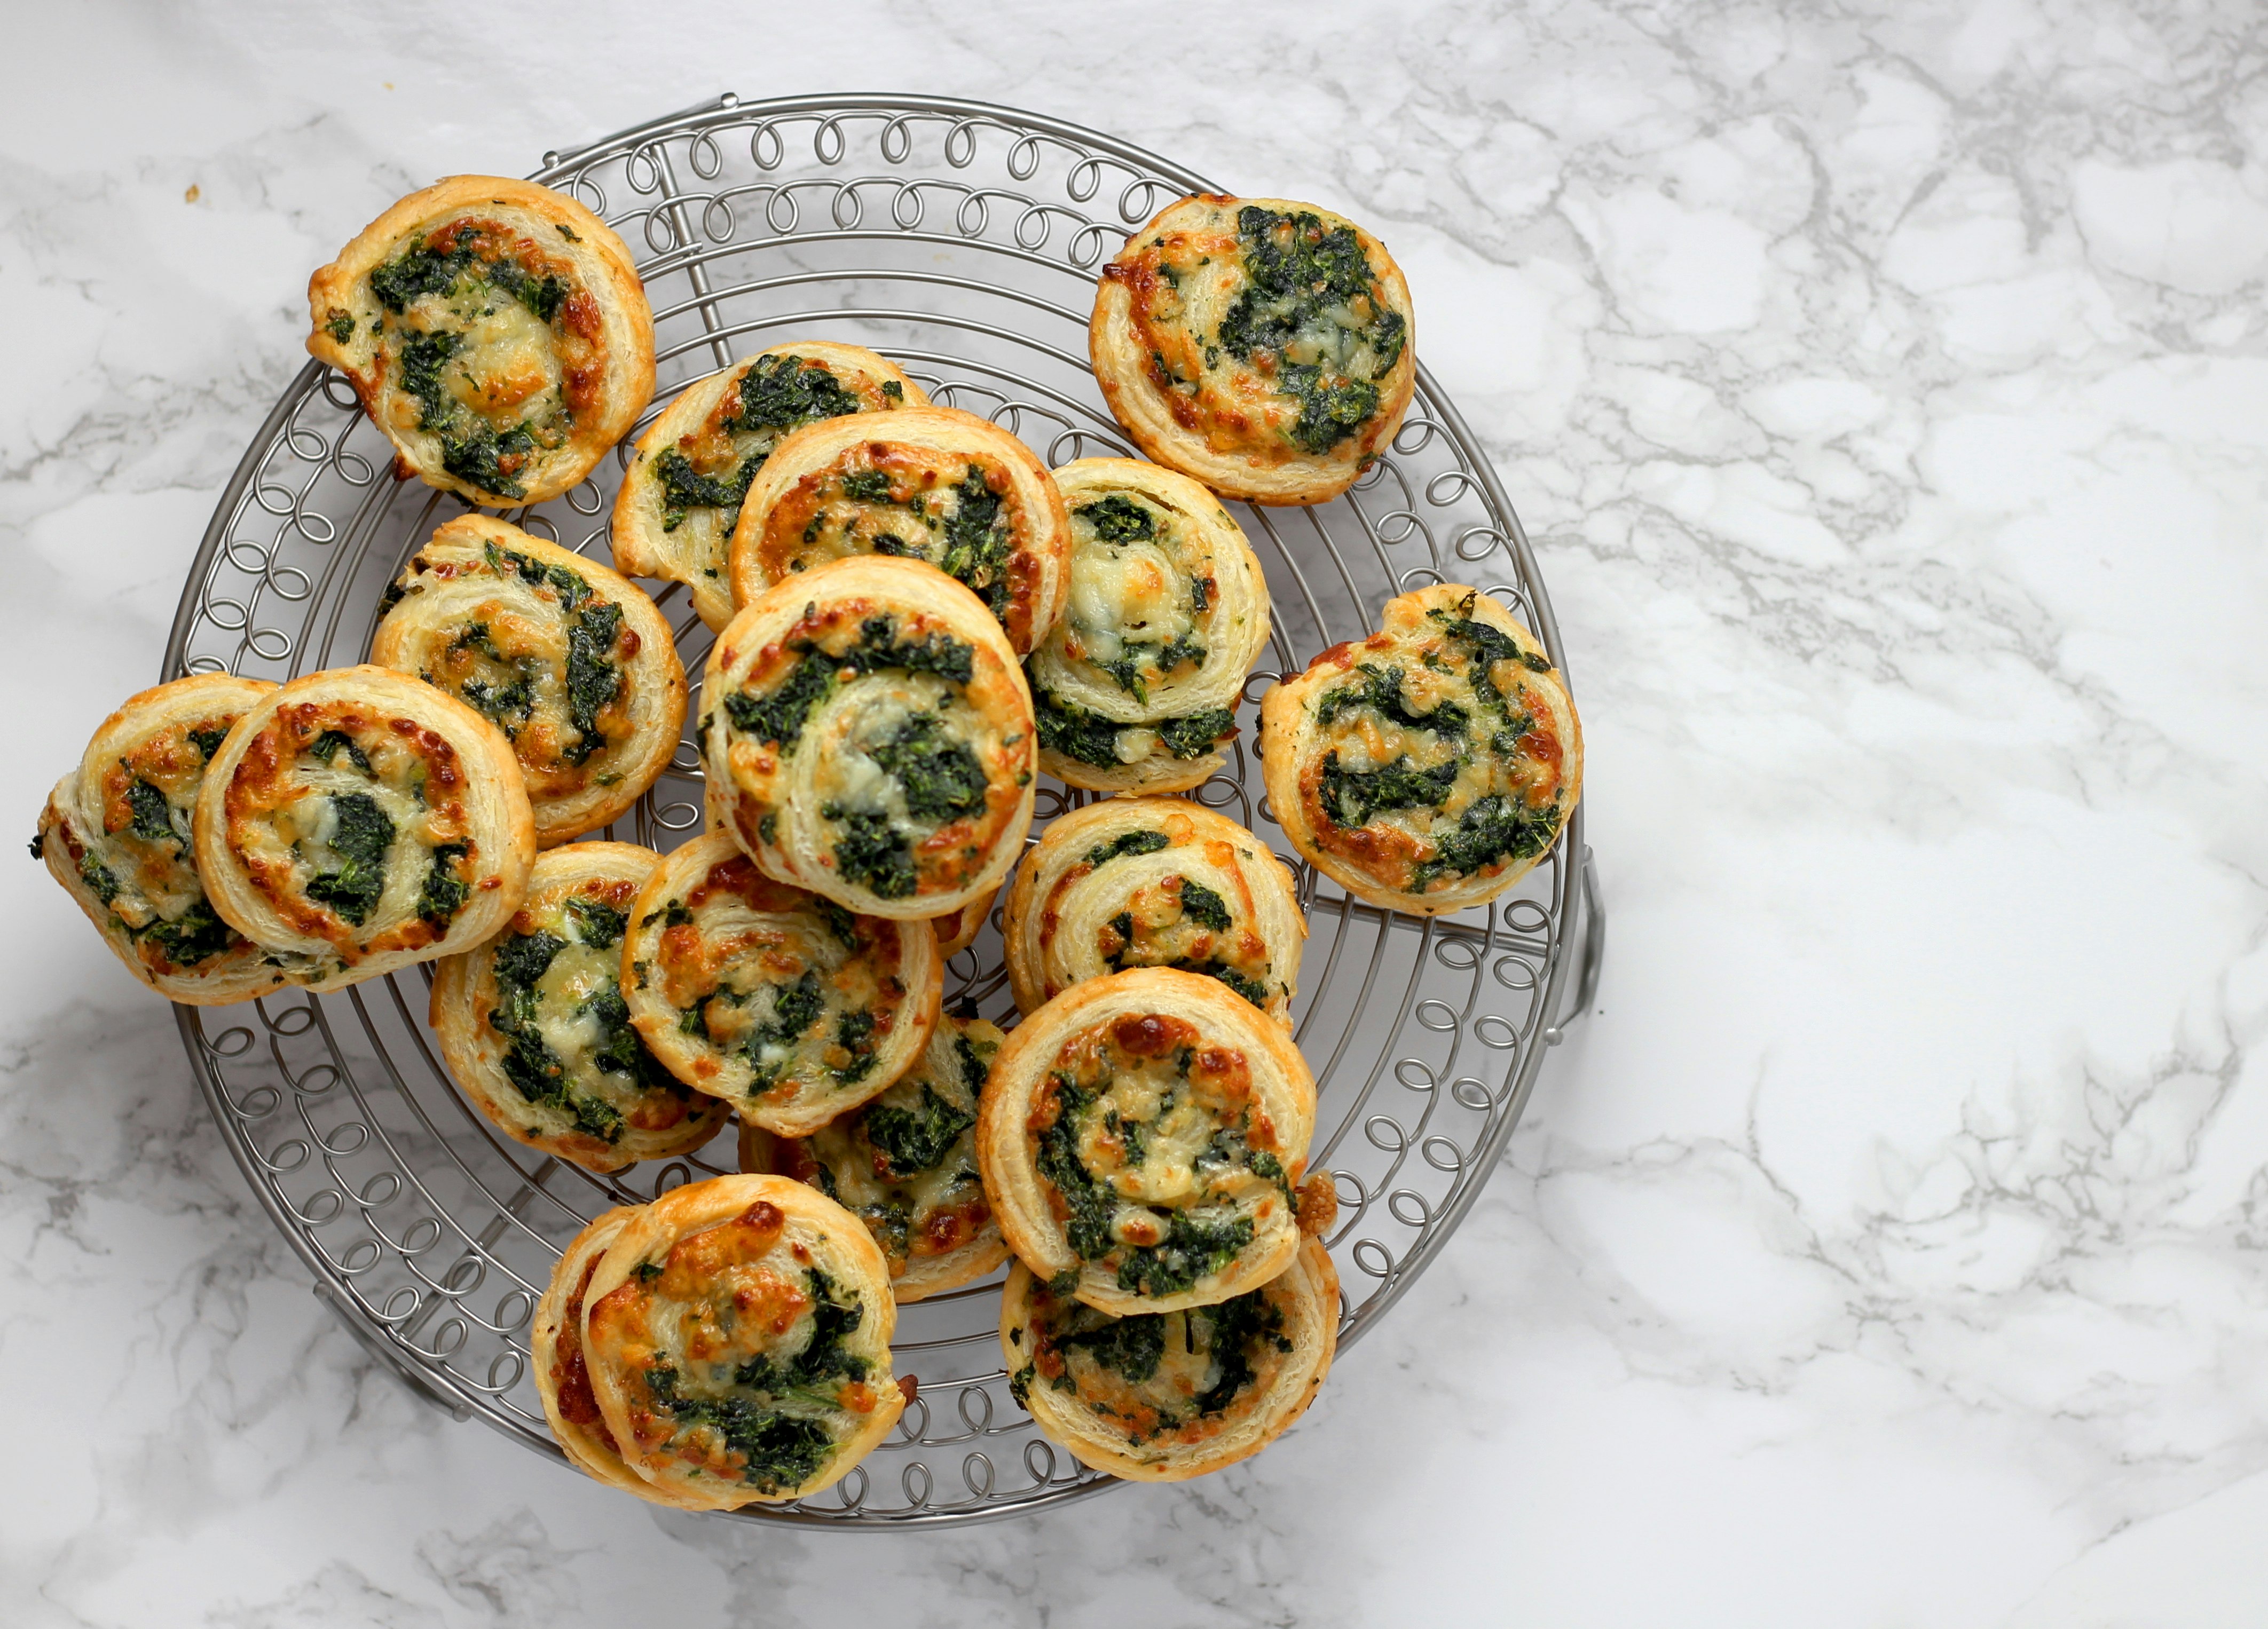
<box><xmin>611</xmin><ymin>343</ymin><xmax>928</xmax><ymax>632</ymax></box>
<box><xmin>702</xmin><ymin>556</ymin><xmax>1037</xmax><ymax>920</ymax></box>
<box><xmin>977</xmin><ymin>967</ymin><xmax>1316</xmax><ymax>1316</ymax></box>
<box><xmin>429</xmin><ymin>842</ymin><xmax>729</xmax><ymax>1172</ymax></box>
<box><xmin>1002</xmin><ymin>1237</ymin><xmax>1337</xmax><ymax>1481</ymax></box>
<box><xmin>38</xmin><ymin>674</ymin><xmax>313</xmax><ymax>1003</ymax></box>
<box><xmin>742</xmin><ymin>1011</ymin><xmax>1007</xmax><ymax>1303</ymax></box>
<box><xmin>190</xmin><ymin>666</ymin><xmax>536</xmax><ymax>987</ymax></box>
<box><xmin>582</xmin><ymin>1174</ymin><xmax>905</xmax><ymax>1506</ymax></box>
<box><xmin>371</xmin><ymin>517</ymin><xmax>684</xmax><ymax>848</ymax></box>
<box><xmin>532</xmin><ymin>1208</ymin><xmax>736</xmax><ymax>1508</ymax></box>
<box><xmin>1004</xmin><ymin>797</ymin><xmax>1304</xmax><ymax>1025</ymax></box>
<box><xmin>621</xmin><ymin>832</ymin><xmax>940</xmax><ymax>1136</ymax></box>
<box><xmin>307</xmin><ymin>176</ymin><xmax>654</xmax><ymax>508</ymax></box>
<box><xmin>726</xmin><ymin>405</ymin><xmax>1069</xmax><ymax>654</ymax></box>
<box><xmin>1090</xmin><ymin>195</ymin><xmax>1415</xmax><ymax>506</ymax></box>
<box><xmin>1027</xmin><ymin>459</ymin><xmax>1271</xmax><ymax>793</ymax></box>
<box><xmin>1259</xmin><ymin>584</ymin><xmax>1582</xmax><ymax>915</ymax></box>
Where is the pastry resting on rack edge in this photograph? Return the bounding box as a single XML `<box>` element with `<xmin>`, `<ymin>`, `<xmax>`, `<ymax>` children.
<box><xmin>1258</xmin><ymin>582</ymin><xmax>1581</xmax><ymax>918</ymax></box>
<box><xmin>1001</xmin><ymin>1236</ymin><xmax>1339</xmax><ymax>1481</ymax></box>
<box><xmin>306</xmin><ymin>175</ymin><xmax>654</xmax><ymax>509</ymax></box>
<box><xmin>580</xmin><ymin>1173</ymin><xmax>907</xmax><ymax>1506</ymax></box>
<box><xmin>36</xmin><ymin>673</ymin><xmax>311</xmax><ymax>1004</ymax></box>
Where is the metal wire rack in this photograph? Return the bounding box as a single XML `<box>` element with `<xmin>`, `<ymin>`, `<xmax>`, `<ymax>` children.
<box><xmin>162</xmin><ymin>92</ymin><xmax>1603</xmax><ymax>1528</ymax></box>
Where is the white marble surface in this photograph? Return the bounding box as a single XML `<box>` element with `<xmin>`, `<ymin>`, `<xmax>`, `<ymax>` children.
<box><xmin>6</xmin><ymin>0</ymin><xmax>2268</xmax><ymax>1623</ymax></box>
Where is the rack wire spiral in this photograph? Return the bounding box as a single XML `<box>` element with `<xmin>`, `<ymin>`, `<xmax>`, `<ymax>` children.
<box><xmin>161</xmin><ymin>93</ymin><xmax>1604</xmax><ymax>1528</ymax></box>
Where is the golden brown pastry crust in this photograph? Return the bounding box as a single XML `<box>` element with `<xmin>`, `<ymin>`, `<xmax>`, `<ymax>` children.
<box><xmin>702</xmin><ymin>556</ymin><xmax>1037</xmax><ymax>920</ymax></box>
<box><xmin>976</xmin><ymin>967</ymin><xmax>1316</xmax><ymax>1316</ymax></box>
<box><xmin>37</xmin><ymin>674</ymin><xmax>312</xmax><ymax>1003</ymax></box>
<box><xmin>306</xmin><ymin>176</ymin><xmax>654</xmax><ymax>507</ymax></box>
<box><xmin>581</xmin><ymin>1174</ymin><xmax>904</xmax><ymax>1506</ymax></box>
<box><xmin>1258</xmin><ymin>584</ymin><xmax>1582</xmax><ymax>915</ymax></box>
<box><xmin>1003</xmin><ymin>797</ymin><xmax>1304</xmax><ymax>1026</ymax></box>
<box><xmin>370</xmin><ymin>517</ymin><xmax>684</xmax><ymax>847</ymax></box>
<box><xmin>428</xmin><ymin>843</ymin><xmax>730</xmax><ymax>1172</ymax></box>
<box><xmin>931</xmin><ymin>887</ymin><xmax>995</xmax><ymax>961</ymax></box>
<box><xmin>741</xmin><ymin>1012</ymin><xmax>1007</xmax><ymax>1302</ymax></box>
<box><xmin>189</xmin><ymin>665</ymin><xmax>536</xmax><ymax>988</ymax></box>
<box><xmin>1089</xmin><ymin>195</ymin><xmax>1415</xmax><ymax>506</ymax></box>
<box><xmin>620</xmin><ymin>832</ymin><xmax>940</xmax><ymax>1136</ymax></box>
<box><xmin>1001</xmin><ymin>1237</ymin><xmax>1338</xmax><ymax>1481</ymax></box>
<box><xmin>726</xmin><ymin>405</ymin><xmax>1070</xmax><ymax>654</ymax></box>
<box><xmin>610</xmin><ymin>342</ymin><xmax>929</xmax><ymax>632</ymax></box>
<box><xmin>531</xmin><ymin>1208</ymin><xmax>738</xmax><ymax>1508</ymax></box>
<box><xmin>1028</xmin><ymin>459</ymin><xmax>1271</xmax><ymax>793</ymax></box>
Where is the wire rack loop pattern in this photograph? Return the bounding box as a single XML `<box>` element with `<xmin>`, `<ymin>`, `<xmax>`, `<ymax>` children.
<box><xmin>164</xmin><ymin>92</ymin><xmax>1602</xmax><ymax>1528</ymax></box>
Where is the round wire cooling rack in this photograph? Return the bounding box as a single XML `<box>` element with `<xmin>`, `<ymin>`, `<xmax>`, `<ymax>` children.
<box><xmin>162</xmin><ymin>92</ymin><xmax>1605</xmax><ymax>1528</ymax></box>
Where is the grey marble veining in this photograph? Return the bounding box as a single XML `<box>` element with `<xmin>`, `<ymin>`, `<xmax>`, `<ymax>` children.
<box><xmin>5</xmin><ymin>0</ymin><xmax>2267</xmax><ymax>1623</ymax></box>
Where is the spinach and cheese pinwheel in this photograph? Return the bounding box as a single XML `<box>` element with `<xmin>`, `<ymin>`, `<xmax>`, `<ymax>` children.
<box><xmin>37</xmin><ymin>674</ymin><xmax>313</xmax><ymax>1003</ymax></box>
<box><xmin>1004</xmin><ymin>797</ymin><xmax>1304</xmax><ymax>1026</ymax></box>
<box><xmin>977</xmin><ymin>967</ymin><xmax>1317</xmax><ymax>1317</ymax></box>
<box><xmin>581</xmin><ymin>1174</ymin><xmax>905</xmax><ymax>1506</ymax></box>
<box><xmin>611</xmin><ymin>342</ymin><xmax>929</xmax><ymax>632</ymax></box>
<box><xmin>726</xmin><ymin>405</ymin><xmax>1070</xmax><ymax>654</ymax></box>
<box><xmin>702</xmin><ymin>556</ymin><xmax>1037</xmax><ymax>921</ymax></box>
<box><xmin>1091</xmin><ymin>195</ymin><xmax>1416</xmax><ymax>507</ymax></box>
<box><xmin>621</xmin><ymin>832</ymin><xmax>941</xmax><ymax>1136</ymax></box>
<box><xmin>1259</xmin><ymin>584</ymin><xmax>1582</xmax><ymax>916</ymax></box>
<box><xmin>191</xmin><ymin>666</ymin><xmax>536</xmax><ymax>988</ymax></box>
<box><xmin>741</xmin><ymin>1011</ymin><xmax>1007</xmax><ymax>1303</ymax></box>
<box><xmin>533</xmin><ymin>1208</ymin><xmax>735</xmax><ymax>1508</ymax></box>
<box><xmin>1027</xmin><ymin>458</ymin><xmax>1271</xmax><ymax>793</ymax></box>
<box><xmin>1002</xmin><ymin>1237</ymin><xmax>1338</xmax><ymax>1481</ymax></box>
<box><xmin>371</xmin><ymin>517</ymin><xmax>684</xmax><ymax>848</ymax></box>
<box><xmin>307</xmin><ymin>176</ymin><xmax>654</xmax><ymax>508</ymax></box>
<box><xmin>429</xmin><ymin>843</ymin><xmax>729</xmax><ymax>1173</ymax></box>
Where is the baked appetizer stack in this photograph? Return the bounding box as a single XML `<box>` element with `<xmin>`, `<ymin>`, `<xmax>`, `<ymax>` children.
<box><xmin>37</xmin><ymin>166</ymin><xmax>1587</xmax><ymax>1505</ymax></box>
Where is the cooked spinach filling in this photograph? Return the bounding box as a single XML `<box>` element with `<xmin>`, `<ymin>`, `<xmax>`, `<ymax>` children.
<box><xmin>1031</xmin><ymin>684</ymin><xmax>1236</xmax><ymax>769</ymax></box>
<box><xmin>863</xmin><ymin>1082</ymin><xmax>977</xmax><ymax>1177</ymax></box>
<box><xmin>723</xmin><ymin>616</ymin><xmax>974</xmax><ymax>747</ymax></box>
<box><xmin>125</xmin><ymin>780</ymin><xmax>182</xmax><ymax>846</ymax></box>
<box><xmin>566</xmin><ymin>897</ymin><xmax>627</xmax><ymax>948</ymax></box>
<box><xmin>485</xmin><ymin>541</ymin><xmax>591</xmax><ymax>608</ymax></box>
<box><xmin>188</xmin><ymin>726</ymin><xmax>231</xmax><ymax>760</ymax></box>
<box><xmin>563</xmin><ymin>601</ymin><xmax>623</xmax><ymax>764</ymax></box>
<box><xmin>643</xmin><ymin>1362</ymin><xmax>835</xmax><ymax>1495</ymax></box>
<box><xmin>308</xmin><ymin>730</ymin><xmax>372</xmax><ymax>772</ymax></box>
<box><xmin>652</xmin><ymin>447</ymin><xmax>758</xmax><ymax>530</ymax></box>
<box><xmin>1084</xmin><ymin>828</ymin><xmax>1170</xmax><ymax>868</ymax></box>
<box><xmin>304</xmin><ymin>792</ymin><xmax>395</xmax><ymax>925</ymax></box>
<box><xmin>831</xmin><ymin>1008</ymin><xmax>879</xmax><ymax>1086</ymax></box>
<box><xmin>1173</xmin><ymin>960</ymin><xmax>1272</xmax><ymax>1008</ymax></box>
<box><xmin>1114</xmin><ymin>1209</ymin><xmax>1257</xmax><ymax>1299</ymax></box>
<box><xmin>737</xmin><ymin>969</ymin><xmax>825</xmax><ymax>1082</ymax></box>
<box><xmin>77</xmin><ymin>852</ymin><xmax>121</xmax><ymax>905</ymax></box>
<box><xmin>1215</xmin><ymin>204</ymin><xmax>1407</xmax><ymax>455</ymax></box>
<box><xmin>1097</xmin><ymin>631</ymin><xmax>1207</xmax><ymax>707</ymax></box>
<box><xmin>1318</xmin><ymin>753</ymin><xmax>1459</xmax><ymax>829</ymax></box>
<box><xmin>733</xmin><ymin>1265</ymin><xmax>872</xmax><ymax>1397</ymax></box>
<box><xmin>1176</xmin><ymin>878</ymin><xmax>1232</xmax><ymax>933</ymax></box>
<box><xmin>1058</xmin><ymin>1310</ymin><xmax>1166</xmax><ymax>1382</ymax></box>
<box><xmin>938</xmin><ymin>464</ymin><xmax>1011</xmax><ymax>609</ymax></box>
<box><xmin>867</xmin><ymin>712</ymin><xmax>987</xmax><ymax>824</ymax></box>
<box><xmin>418</xmin><ymin>842</ymin><xmax>469</xmax><ymax>929</ymax></box>
<box><xmin>140</xmin><ymin>899</ymin><xmax>237</xmax><ymax>969</ymax></box>
<box><xmin>369</xmin><ymin>225</ymin><xmax>567</xmax><ymax>322</ymax></box>
<box><xmin>1035</xmin><ymin>1072</ymin><xmax>1118</xmax><ymax>1262</ymax></box>
<box><xmin>729</xmin><ymin>352</ymin><xmax>864</xmax><ymax>436</ymax></box>
<box><xmin>824</xmin><ymin>806</ymin><xmax>915</xmax><ymax>900</ymax></box>
<box><xmin>1316</xmin><ymin>664</ymin><xmax>1467</xmax><ymax>739</ymax></box>
<box><xmin>1076</xmin><ymin>494</ymin><xmax>1156</xmax><ymax>544</ymax></box>
<box><xmin>1409</xmin><ymin>793</ymin><xmax>1563</xmax><ymax>891</ymax></box>
<box><xmin>486</xmin><ymin>914</ymin><xmax>678</xmax><ymax>1143</ymax></box>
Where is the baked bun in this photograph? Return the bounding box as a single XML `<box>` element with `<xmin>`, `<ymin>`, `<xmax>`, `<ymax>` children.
<box><xmin>37</xmin><ymin>674</ymin><xmax>314</xmax><ymax>1003</ymax></box>
<box><xmin>1002</xmin><ymin>1236</ymin><xmax>1338</xmax><ymax>1481</ymax></box>
<box><xmin>1090</xmin><ymin>195</ymin><xmax>1414</xmax><ymax>506</ymax></box>
<box><xmin>611</xmin><ymin>343</ymin><xmax>930</xmax><ymax>632</ymax></box>
<box><xmin>1027</xmin><ymin>459</ymin><xmax>1270</xmax><ymax>793</ymax></box>
<box><xmin>1259</xmin><ymin>584</ymin><xmax>1581</xmax><ymax>915</ymax></box>
<box><xmin>429</xmin><ymin>842</ymin><xmax>730</xmax><ymax>1172</ymax></box>
<box><xmin>190</xmin><ymin>666</ymin><xmax>536</xmax><ymax>988</ymax></box>
<box><xmin>702</xmin><ymin>556</ymin><xmax>1037</xmax><ymax>920</ymax></box>
<box><xmin>581</xmin><ymin>1174</ymin><xmax>905</xmax><ymax>1505</ymax></box>
<box><xmin>726</xmin><ymin>405</ymin><xmax>1069</xmax><ymax>654</ymax></box>
<box><xmin>531</xmin><ymin>1208</ymin><xmax>735</xmax><ymax>1508</ymax></box>
<box><xmin>371</xmin><ymin>517</ymin><xmax>686</xmax><ymax>847</ymax></box>
<box><xmin>741</xmin><ymin>1011</ymin><xmax>1008</xmax><ymax>1302</ymax></box>
<box><xmin>306</xmin><ymin>176</ymin><xmax>654</xmax><ymax>508</ymax></box>
<box><xmin>1004</xmin><ymin>797</ymin><xmax>1304</xmax><ymax>1025</ymax></box>
<box><xmin>621</xmin><ymin>832</ymin><xmax>941</xmax><ymax>1136</ymax></box>
<box><xmin>976</xmin><ymin>967</ymin><xmax>1315</xmax><ymax>1316</ymax></box>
